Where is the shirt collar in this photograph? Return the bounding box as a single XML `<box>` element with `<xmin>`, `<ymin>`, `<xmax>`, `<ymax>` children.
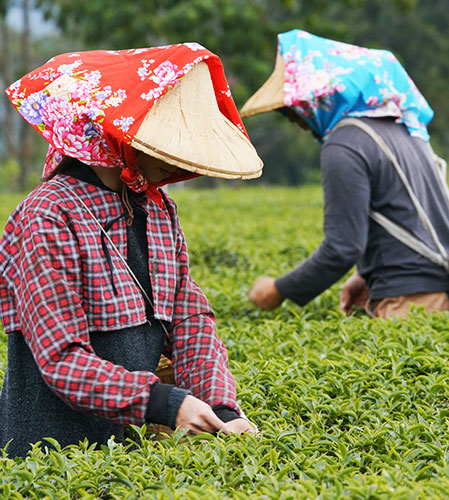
<box><xmin>62</xmin><ymin>159</ymin><xmax>115</xmax><ymax>192</ymax></box>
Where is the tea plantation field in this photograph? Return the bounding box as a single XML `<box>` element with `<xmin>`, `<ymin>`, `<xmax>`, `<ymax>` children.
<box><xmin>1</xmin><ymin>185</ymin><xmax>449</xmax><ymax>499</ymax></box>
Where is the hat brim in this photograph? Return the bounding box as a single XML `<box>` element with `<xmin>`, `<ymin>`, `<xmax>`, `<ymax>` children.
<box><xmin>132</xmin><ymin>62</ymin><xmax>263</xmax><ymax>180</ymax></box>
<box><xmin>240</xmin><ymin>56</ymin><xmax>285</xmax><ymax>118</ymax></box>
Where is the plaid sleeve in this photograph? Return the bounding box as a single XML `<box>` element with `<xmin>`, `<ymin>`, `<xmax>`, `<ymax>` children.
<box><xmin>13</xmin><ymin>211</ymin><xmax>158</xmax><ymax>425</ymax></box>
<box><xmin>166</xmin><ymin>210</ymin><xmax>240</xmax><ymax>414</ymax></box>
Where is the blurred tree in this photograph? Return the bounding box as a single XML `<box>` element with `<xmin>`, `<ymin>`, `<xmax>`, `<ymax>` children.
<box><xmin>0</xmin><ymin>0</ymin><xmax>16</xmax><ymax>162</ymax></box>
<box><xmin>0</xmin><ymin>1</ymin><xmax>84</xmax><ymax>191</ymax></box>
<box><xmin>0</xmin><ymin>0</ymin><xmax>35</xmax><ymax>190</ymax></box>
<box><xmin>17</xmin><ymin>0</ymin><xmax>32</xmax><ymax>190</ymax></box>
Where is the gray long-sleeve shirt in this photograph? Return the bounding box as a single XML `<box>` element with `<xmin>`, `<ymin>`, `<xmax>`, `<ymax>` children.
<box><xmin>275</xmin><ymin>117</ymin><xmax>449</xmax><ymax>306</ymax></box>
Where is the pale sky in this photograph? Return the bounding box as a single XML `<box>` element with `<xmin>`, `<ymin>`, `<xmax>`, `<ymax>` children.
<box><xmin>6</xmin><ymin>5</ymin><xmax>57</xmax><ymax>37</ymax></box>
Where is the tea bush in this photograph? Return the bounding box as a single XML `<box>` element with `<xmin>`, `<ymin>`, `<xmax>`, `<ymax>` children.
<box><xmin>1</xmin><ymin>186</ymin><xmax>449</xmax><ymax>499</ymax></box>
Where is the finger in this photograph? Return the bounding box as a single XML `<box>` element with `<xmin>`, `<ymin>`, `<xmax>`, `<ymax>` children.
<box><xmin>220</xmin><ymin>424</ymin><xmax>231</xmax><ymax>435</ymax></box>
<box><xmin>245</xmin><ymin>421</ymin><xmax>258</xmax><ymax>434</ymax></box>
<box><xmin>190</xmin><ymin>412</ymin><xmax>227</xmax><ymax>435</ymax></box>
<box><xmin>339</xmin><ymin>298</ymin><xmax>349</xmax><ymax>312</ymax></box>
<box><xmin>225</xmin><ymin>418</ymin><xmax>258</xmax><ymax>434</ymax></box>
<box><xmin>248</xmin><ymin>290</ymin><xmax>257</xmax><ymax>304</ymax></box>
<box><xmin>231</xmin><ymin>422</ymin><xmax>253</xmax><ymax>433</ymax></box>
<box><xmin>248</xmin><ymin>287</ymin><xmax>261</xmax><ymax>305</ymax></box>
<box><xmin>241</xmin><ymin>420</ymin><xmax>258</xmax><ymax>433</ymax></box>
<box><xmin>248</xmin><ymin>278</ymin><xmax>261</xmax><ymax>295</ymax></box>
<box><xmin>340</xmin><ymin>288</ymin><xmax>349</xmax><ymax>303</ymax></box>
<box><xmin>340</xmin><ymin>302</ymin><xmax>352</xmax><ymax>315</ymax></box>
<box><xmin>187</xmin><ymin>420</ymin><xmax>217</xmax><ymax>435</ymax></box>
<box><xmin>204</xmin><ymin>412</ymin><xmax>228</xmax><ymax>434</ymax></box>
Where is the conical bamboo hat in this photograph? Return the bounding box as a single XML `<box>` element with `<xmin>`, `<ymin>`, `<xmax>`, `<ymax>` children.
<box><xmin>132</xmin><ymin>62</ymin><xmax>263</xmax><ymax>179</ymax></box>
<box><xmin>240</xmin><ymin>56</ymin><xmax>285</xmax><ymax>117</ymax></box>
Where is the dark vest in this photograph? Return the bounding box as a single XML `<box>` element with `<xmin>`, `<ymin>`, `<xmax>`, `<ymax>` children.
<box><xmin>0</xmin><ymin>164</ymin><xmax>165</xmax><ymax>458</ymax></box>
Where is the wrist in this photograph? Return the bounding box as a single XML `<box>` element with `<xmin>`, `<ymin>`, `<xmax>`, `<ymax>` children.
<box><xmin>145</xmin><ymin>383</ymin><xmax>190</xmax><ymax>429</ymax></box>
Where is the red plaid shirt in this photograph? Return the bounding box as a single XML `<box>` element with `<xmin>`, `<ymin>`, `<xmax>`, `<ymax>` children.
<box><xmin>0</xmin><ymin>175</ymin><xmax>239</xmax><ymax>424</ymax></box>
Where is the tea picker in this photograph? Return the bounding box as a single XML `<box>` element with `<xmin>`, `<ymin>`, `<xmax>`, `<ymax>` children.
<box><xmin>244</xmin><ymin>29</ymin><xmax>449</xmax><ymax>319</ymax></box>
<box><xmin>0</xmin><ymin>43</ymin><xmax>261</xmax><ymax>457</ymax></box>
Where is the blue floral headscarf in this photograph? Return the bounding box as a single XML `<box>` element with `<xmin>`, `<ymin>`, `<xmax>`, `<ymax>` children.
<box><xmin>278</xmin><ymin>29</ymin><xmax>433</xmax><ymax>141</ymax></box>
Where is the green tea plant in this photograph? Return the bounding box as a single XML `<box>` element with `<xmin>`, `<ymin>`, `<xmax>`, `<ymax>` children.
<box><xmin>1</xmin><ymin>185</ymin><xmax>449</xmax><ymax>499</ymax></box>
<box><xmin>0</xmin><ymin>193</ymin><xmax>28</xmax><ymax>234</ymax></box>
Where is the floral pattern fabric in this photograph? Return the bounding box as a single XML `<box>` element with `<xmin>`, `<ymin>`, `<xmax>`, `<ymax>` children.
<box><xmin>277</xmin><ymin>30</ymin><xmax>433</xmax><ymax>140</ymax></box>
<box><xmin>4</xmin><ymin>44</ymin><xmax>248</xmax><ymax>194</ymax></box>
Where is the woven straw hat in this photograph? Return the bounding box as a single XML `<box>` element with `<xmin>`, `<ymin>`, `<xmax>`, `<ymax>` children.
<box><xmin>132</xmin><ymin>62</ymin><xmax>263</xmax><ymax>179</ymax></box>
<box><xmin>240</xmin><ymin>56</ymin><xmax>285</xmax><ymax>118</ymax></box>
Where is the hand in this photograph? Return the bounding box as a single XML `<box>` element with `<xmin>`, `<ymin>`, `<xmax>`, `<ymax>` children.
<box><xmin>225</xmin><ymin>418</ymin><xmax>258</xmax><ymax>434</ymax></box>
<box><xmin>176</xmin><ymin>395</ymin><xmax>228</xmax><ymax>435</ymax></box>
<box><xmin>339</xmin><ymin>272</ymin><xmax>369</xmax><ymax>315</ymax></box>
<box><xmin>248</xmin><ymin>276</ymin><xmax>284</xmax><ymax>310</ymax></box>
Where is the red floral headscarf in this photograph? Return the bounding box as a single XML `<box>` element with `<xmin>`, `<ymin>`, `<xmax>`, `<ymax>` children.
<box><xmin>5</xmin><ymin>43</ymin><xmax>249</xmax><ymax>195</ymax></box>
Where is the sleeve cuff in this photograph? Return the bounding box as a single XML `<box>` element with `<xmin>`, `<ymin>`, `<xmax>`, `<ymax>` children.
<box><xmin>145</xmin><ymin>383</ymin><xmax>190</xmax><ymax>429</ymax></box>
<box><xmin>213</xmin><ymin>405</ymin><xmax>241</xmax><ymax>423</ymax></box>
<box><xmin>274</xmin><ymin>276</ymin><xmax>290</xmax><ymax>301</ymax></box>
<box><xmin>166</xmin><ymin>386</ymin><xmax>190</xmax><ymax>429</ymax></box>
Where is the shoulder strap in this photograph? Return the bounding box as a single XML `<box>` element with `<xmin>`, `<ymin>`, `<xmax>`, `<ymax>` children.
<box><xmin>369</xmin><ymin>211</ymin><xmax>449</xmax><ymax>271</ymax></box>
<box><xmin>331</xmin><ymin>118</ymin><xmax>449</xmax><ymax>272</ymax></box>
<box><xmin>429</xmin><ymin>146</ymin><xmax>449</xmax><ymax>206</ymax></box>
<box><xmin>50</xmin><ymin>179</ymin><xmax>171</xmax><ymax>337</ymax></box>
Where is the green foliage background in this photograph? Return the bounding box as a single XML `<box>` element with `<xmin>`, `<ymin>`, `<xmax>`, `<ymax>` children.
<box><xmin>2</xmin><ymin>186</ymin><xmax>449</xmax><ymax>498</ymax></box>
